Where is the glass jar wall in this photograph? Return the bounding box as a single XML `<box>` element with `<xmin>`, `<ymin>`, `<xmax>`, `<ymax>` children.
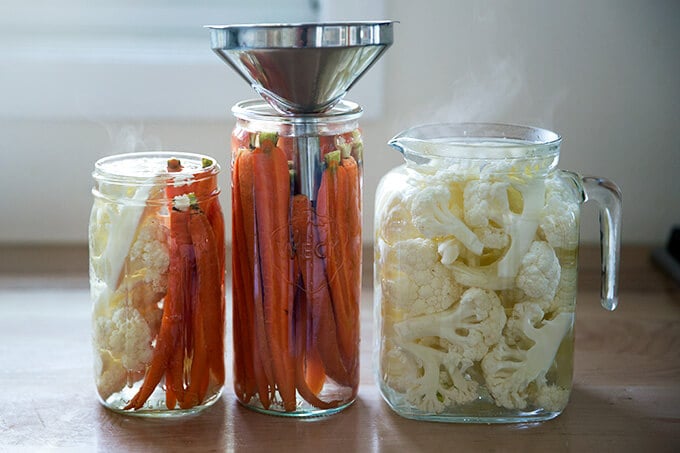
<box><xmin>230</xmin><ymin>99</ymin><xmax>363</xmax><ymax>416</ymax></box>
<box><xmin>374</xmin><ymin>123</ymin><xmax>584</xmax><ymax>423</ymax></box>
<box><xmin>89</xmin><ymin>152</ymin><xmax>225</xmax><ymax>416</ymax></box>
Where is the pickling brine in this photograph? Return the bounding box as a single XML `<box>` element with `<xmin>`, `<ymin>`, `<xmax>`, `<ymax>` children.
<box><xmin>89</xmin><ymin>152</ymin><xmax>225</xmax><ymax>416</ymax></box>
<box><xmin>230</xmin><ymin>100</ymin><xmax>363</xmax><ymax>416</ymax></box>
<box><xmin>374</xmin><ymin>123</ymin><xmax>621</xmax><ymax>423</ymax></box>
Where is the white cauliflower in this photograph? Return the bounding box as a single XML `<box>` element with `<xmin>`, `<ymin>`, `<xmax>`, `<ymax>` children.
<box><xmin>464</xmin><ymin>180</ymin><xmax>510</xmax><ymax>228</ymax></box>
<box><xmin>445</xmin><ymin>178</ymin><xmax>547</xmax><ymax>287</ymax></box>
<box><xmin>381</xmin><ymin>238</ymin><xmax>463</xmax><ymax>317</ymax></box>
<box><xmin>481</xmin><ymin>303</ymin><xmax>572</xmax><ymax>410</ymax></box>
<box><xmin>394</xmin><ymin>288</ymin><xmax>506</xmax><ymax>362</ymax></box>
<box><xmin>546</xmin><ymin>263</ymin><xmax>577</xmax><ymax>314</ymax></box>
<box><xmin>534</xmin><ymin>379</ymin><xmax>571</xmax><ymax>412</ymax></box>
<box><xmin>493</xmin><ymin>179</ymin><xmax>546</xmax><ymax>278</ymax></box>
<box><xmin>93</xmin><ymin>302</ymin><xmax>156</xmax><ymax>398</ymax></box>
<box><xmin>515</xmin><ymin>241</ymin><xmax>561</xmax><ymax>302</ymax></box>
<box><xmin>94</xmin><ymin>350</ymin><xmax>129</xmax><ymax>401</ymax></box>
<box><xmin>89</xmin><ymin>178</ymin><xmax>162</xmax><ymax>290</ymax></box>
<box><xmin>396</xmin><ymin>342</ymin><xmax>479</xmax><ymax>413</ymax></box>
<box><xmin>375</xmin><ymin>179</ymin><xmax>421</xmax><ymax>245</ymax></box>
<box><xmin>473</xmin><ymin>226</ymin><xmax>510</xmax><ymax>250</ymax></box>
<box><xmin>497</xmin><ymin>242</ymin><xmax>573</xmax><ymax>316</ymax></box>
<box><xmin>90</xmin><ymin>181</ymin><xmax>170</xmax><ymax>400</ymax></box>
<box><xmin>539</xmin><ymin>173</ymin><xmax>580</xmax><ymax>250</ymax></box>
<box><xmin>125</xmin><ymin>215</ymin><xmax>170</xmax><ymax>292</ymax></box>
<box><xmin>411</xmin><ymin>186</ymin><xmax>484</xmax><ymax>255</ymax></box>
<box><xmin>437</xmin><ymin>238</ymin><xmax>461</xmax><ymax>266</ymax></box>
<box><xmin>383</xmin><ymin>346</ymin><xmax>420</xmax><ymax>393</ymax></box>
<box><xmin>95</xmin><ymin>305</ymin><xmax>154</xmax><ymax>370</ymax></box>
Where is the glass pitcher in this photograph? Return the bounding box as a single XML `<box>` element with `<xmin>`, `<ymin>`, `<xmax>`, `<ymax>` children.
<box><xmin>373</xmin><ymin>123</ymin><xmax>621</xmax><ymax>423</ymax></box>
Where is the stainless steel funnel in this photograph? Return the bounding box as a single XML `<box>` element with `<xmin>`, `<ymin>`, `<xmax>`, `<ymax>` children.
<box><xmin>207</xmin><ymin>22</ymin><xmax>395</xmax><ymax>114</ymax></box>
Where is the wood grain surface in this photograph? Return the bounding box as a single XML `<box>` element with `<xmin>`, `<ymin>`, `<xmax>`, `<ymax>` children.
<box><xmin>0</xmin><ymin>245</ymin><xmax>678</xmax><ymax>452</ymax></box>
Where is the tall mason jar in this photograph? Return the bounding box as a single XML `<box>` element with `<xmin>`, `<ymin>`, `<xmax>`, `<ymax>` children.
<box><xmin>374</xmin><ymin>123</ymin><xmax>621</xmax><ymax>423</ymax></box>
<box><xmin>89</xmin><ymin>152</ymin><xmax>226</xmax><ymax>416</ymax></box>
<box><xmin>231</xmin><ymin>99</ymin><xmax>363</xmax><ymax>416</ymax></box>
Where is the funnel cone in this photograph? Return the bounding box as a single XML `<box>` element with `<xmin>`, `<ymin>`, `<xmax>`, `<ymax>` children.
<box><xmin>207</xmin><ymin>22</ymin><xmax>394</xmax><ymax>114</ymax></box>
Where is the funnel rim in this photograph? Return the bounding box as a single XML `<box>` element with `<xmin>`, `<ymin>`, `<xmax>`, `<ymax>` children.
<box><xmin>206</xmin><ymin>21</ymin><xmax>395</xmax><ymax>49</ymax></box>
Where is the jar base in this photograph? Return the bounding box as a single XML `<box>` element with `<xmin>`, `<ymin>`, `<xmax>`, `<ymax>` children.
<box><xmin>98</xmin><ymin>388</ymin><xmax>223</xmax><ymax>418</ymax></box>
<box><xmin>379</xmin><ymin>384</ymin><xmax>565</xmax><ymax>424</ymax></box>
<box><xmin>238</xmin><ymin>395</ymin><xmax>355</xmax><ymax>418</ymax></box>
<box><xmin>388</xmin><ymin>406</ymin><xmax>563</xmax><ymax>424</ymax></box>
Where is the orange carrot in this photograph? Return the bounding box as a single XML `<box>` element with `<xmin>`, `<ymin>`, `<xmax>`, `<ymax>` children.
<box><xmin>234</xmin><ymin>146</ymin><xmax>275</xmax><ymax>408</ymax></box>
<box><xmin>179</xmin><ymin>206</ymin><xmax>221</xmax><ymax>407</ymax></box>
<box><xmin>316</xmin><ymin>150</ymin><xmax>360</xmax><ymax>388</ymax></box>
<box><xmin>338</xmin><ymin>154</ymin><xmax>362</xmax><ymax>380</ymax></box>
<box><xmin>291</xmin><ymin>194</ymin><xmax>343</xmax><ymax>408</ymax></box>
<box><xmin>164</xmin><ymin>247</ymin><xmax>191</xmax><ymax>409</ymax></box>
<box><xmin>252</xmin><ymin>132</ymin><xmax>296</xmax><ymax>411</ymax></box>
<box><xmin>231</xmin><ymin>148</ymin><xmax>257</xmax><ymax>403</ymax></box>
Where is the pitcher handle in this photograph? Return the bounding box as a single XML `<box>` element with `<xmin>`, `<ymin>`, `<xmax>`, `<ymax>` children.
<box><xmin>581</xmin><ymin>176</ymin><xmax>623</xmax><ymax>311</ymax></box>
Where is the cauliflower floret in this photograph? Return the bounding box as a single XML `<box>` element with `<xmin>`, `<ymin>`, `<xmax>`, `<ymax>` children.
<box><xmin>394</xmin><ymin>342</ymin><xmax>479</xmax><ymax>413</ymax></box>
<box><xmin>411</xmin><ymin>186</ymin><xmax>484</xmax><ymax>255</ymax></box>
<box><xmin>481</xmin><ymin>303</ymin><xmax>572</xmax><ymax>410</ymax></box>
<box><xmin>94</xmin><ymin>305</ymin><xmax>154</xmax><ymax>371</ymax></box>
<box><xmin>383</xmin><ymin>347</ymin><xmax>419</xmax><ymax>393</ymax></box>
<box><xmin>94</xmin><ymin>350</ymin><xmax>128</xmax><ymax>401</ymax></box>
<box><xmin>447</xmin><ymin>262</ymin><xmax>515</xmax><ymax>291</ymax></box>
<box><xmin>437</xmin><ymin>238</ymin><xmax>461</xmax><ymax>265</ymax></box>
<box><xmin>494</xmin><ymin>179</ymin><xmax>546</xmax><ymax>278</ymax></box>
<box><xmin>534</xmin><ymin>381</ymin><xmax>571</xmax><ymax>412</ymax></box>
<box><xmin>464</xmin><ymin>180</ymin><xmax>510</xmax><ymax>228</ymax></box>
<box><xmin>539</xmin><ymin>174</ymin><xmax>580</xmax><ymax>250</ymax></box>
<box><xmin>394</xmin><ymin>287</ymin><xmax>506</xmax><ymax>361</ymax></box>
<box><xmin>93</xmin><ymin>303</ymin><xmax>156</xmax><ymax>399</ymax></box>
<box><xmin>548</xmin><ymin>264</ymin><xmax>577</xmax><ymax>314</ymax></box>
<box><xmin>381</xmin><ymin>238</ymin><xmax>463</xmax><ymax>317</ymax></box>
<box><xmin>444</xmin><ymin>178</ymin><xmax>546</xmax><ymax>286</ymax></box>
<box><xmin>89</xmin><ymin>179</ymin><xmax>164</xmax><ymax>290</ymax></box>
<box><xmin>375</xmin><ymin>181</ymin><xmax>421</xmax><ymax>245</ymax></box>
<box><xmin>127</xmin><ymin>215</ymin><xmax>170</xmax><ymax>293</ymax></box>
<box><xmin>473</xmin><ymin>226</ymin><xmax>510</xmax><ymax>250</ymax></box>
<box><xmin>515</xmin><ymin>241</ymin><xmax>561</xmax><ymax>301</ymax></box>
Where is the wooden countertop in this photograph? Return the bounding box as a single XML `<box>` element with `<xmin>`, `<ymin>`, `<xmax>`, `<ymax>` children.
<box><xmin>0</xmin><ymin>245</ymin><xmax>678</xmax><ymax>451</ymax></box>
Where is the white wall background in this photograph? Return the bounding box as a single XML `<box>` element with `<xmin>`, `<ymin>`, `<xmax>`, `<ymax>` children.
<box><xmin>0</xmin><ymin>0</ymin><xmax>678</xmax><ymax>246</ymax></box>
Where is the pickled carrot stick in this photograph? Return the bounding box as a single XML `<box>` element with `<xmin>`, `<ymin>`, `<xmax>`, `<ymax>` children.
<box><xmin>294</xmin><ymin>281</ymin><xmax>341</xmax><ymax>409</ymax></box>
<box><xmin>231</xmin><ymin>149</ymin><xmax>257</xmax><ymax>403</ymax></box>
<box><xmin>252</xmin><ymin>133</ymin><xmax>296</xmax><ymax>411</ymax></box>
<box><xmin>316</xmin><ymin>151</ymin><xmax>359</xmax><ymax>386</ymax></box>
<box><xmin>338</xmin><ymin>155</ymin><xmax>362</xmax><ymax>378</ymax></box>
<box><xmin>181</xmin><ymin>207</ymin><xmax>222</xmax><ymax>408</ymax></box>
<box><xmin>292</xmin><ymin>194</ymin><xmax>343</xmax><ymax>408</ymax></box>
<box><xmin>164</xmin><ymin>250</ymin><xmax>191</xmax><ymax>409</ymax></box>
<box><xmin>235</xmin><ymin>146</ymin><xmax>275</xmax><ymax>408</ymax></box>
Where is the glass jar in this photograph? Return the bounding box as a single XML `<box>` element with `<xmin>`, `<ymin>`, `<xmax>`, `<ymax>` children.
<box><xmin>89</xmin><ymin>151</ymin><xmax>226</xmax><ymax>416</ymax></box>
<box><xmin>374</xmin><ymin>123</ymin><xmax>622</xmax><ymax>423</ymax></box>
<box><xmin>230</xmin><ymin>99</ymin><xmax>363</xmax><ymax>416</ymax></box>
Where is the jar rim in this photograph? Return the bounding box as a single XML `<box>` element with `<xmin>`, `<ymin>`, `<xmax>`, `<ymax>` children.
<box><xmin>389</xmin><ymin>122</ymin><xmax>562</xmax><ymax>160</ymax></box>
<box><xmin>232</xmin><ymin>99</ymin><xmax>363</xmax><ymax>123</ymax></box>
<box><xmin>93</xmin><ymin>151</ymin><xmax>220</xmax><ymax>186</ymax></box>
